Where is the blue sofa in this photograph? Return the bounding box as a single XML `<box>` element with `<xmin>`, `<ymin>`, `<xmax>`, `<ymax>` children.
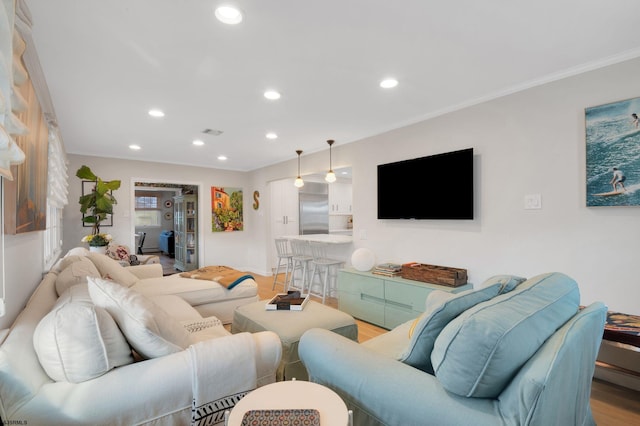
<box><xmin>299</xmin><ymin>273</ymin><xmax>606</xmax><ymax>426</ymax></box>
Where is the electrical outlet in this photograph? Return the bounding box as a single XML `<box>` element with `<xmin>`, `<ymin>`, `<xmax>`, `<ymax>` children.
<box><xmin>360</xmin><ymin>229</ymin><xmax>367</xmax><ymax>240</ymax></box>
<box><xmin>524</xmin><ymin>194</ymin><xmax>542</xmax><ymax>210</ymax></box>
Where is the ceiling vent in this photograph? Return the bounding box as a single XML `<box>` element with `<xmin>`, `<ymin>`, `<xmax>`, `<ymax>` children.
<box><xmin>202</xmin><ymin>129</ymin><xmax>223</xmax><ymax>136</ymax></box>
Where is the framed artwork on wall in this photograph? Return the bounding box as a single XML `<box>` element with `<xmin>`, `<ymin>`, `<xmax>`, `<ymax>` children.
<box><xmin>82</xmin><ymin>180</ymin><xmax>113</xmax><ymax>227</ymax></box>
<box><xmin>586</xmin><ymin>96</ymin><xmax>640</xmax><ymax>207</ymax></box>
<box><xmin>211</xmin><ymin>186</ymin><xmax>244</xmax><ymax>232</ymax></box>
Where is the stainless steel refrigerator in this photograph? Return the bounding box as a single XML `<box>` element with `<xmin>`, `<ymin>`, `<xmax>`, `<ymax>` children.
<box><xmin>298</xmin><ymin>182</ymin><xmax>329</xmax><ymax>235</ymax></box>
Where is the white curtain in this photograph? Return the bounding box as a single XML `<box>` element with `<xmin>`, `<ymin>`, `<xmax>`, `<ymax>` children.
<box><xmin>47</xmin><ymin>126</ymin><xmax>68</xmax><ymax>208</ymax></box>
<box><xmin>0</xmin><ymin>2</ymin><xmax>27</xmax><ymax>180</ymax></box>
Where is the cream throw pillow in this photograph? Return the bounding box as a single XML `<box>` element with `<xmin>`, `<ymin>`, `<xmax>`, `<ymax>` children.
<box><xmin>33</xmin><ymin>302</ymin><xmax>133</xmax><ymax>383</ymax></box>
<box><xmin>87</xmin><ymin>252</ymin><xmax>139</xmax><ymax>287</ymax></box>
<box><xmin>55</xmin><ymin>257</ymin><xmax>101</xmax><ymax>296</ymax></box>
<box><xmin>87</xmin><ymin>277</ymin><xmax>191</xmax><ymax>359</ymax></box>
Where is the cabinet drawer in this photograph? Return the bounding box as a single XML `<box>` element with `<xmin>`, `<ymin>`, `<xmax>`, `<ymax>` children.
<box><xmin>338</xmin><ymin>271</ymin><xmax>384</xmax><ymax>299</ymax></box>
<box><xmin>384</xmin><ymin>281</ymin><xmax>432</xmax><ymax>312</ymax></box>
<box><xmin>338</xmin><ymin>291</ymin><xmax>385</xmax><ymax>327</ymax></box>
<box><xmin>385</xmin><ymin>305</ymin><xmax>420</xmax><ymax>330</ymax></box>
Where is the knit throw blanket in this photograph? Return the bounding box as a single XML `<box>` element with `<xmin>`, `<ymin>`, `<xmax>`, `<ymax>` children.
<box><xmin>180</xmin><ymin>266</ymin><xmax>253</xmax><ymax>289</ymax></box>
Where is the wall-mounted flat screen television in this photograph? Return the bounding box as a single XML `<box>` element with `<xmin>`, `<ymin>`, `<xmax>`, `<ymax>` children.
<box><xmin>377</xmin><ymin>148</ymin><xmax>474</xmax><ymax>220</ymax></box>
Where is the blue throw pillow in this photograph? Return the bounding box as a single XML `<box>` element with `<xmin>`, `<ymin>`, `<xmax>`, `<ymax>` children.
<box><xmin>432</xmin><ymin>272</ymin><xmax>580</xmax><ymax>398</ymax></box>
<box><xmin>400</xmin><ymin>282</ymin><xmax>503</xmax><ymax>374</ymax></box>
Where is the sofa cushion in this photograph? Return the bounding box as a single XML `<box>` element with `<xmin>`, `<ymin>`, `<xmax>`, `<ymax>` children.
<box><xmin>87</xmin><ymin>252</ymin><xmax>139</xmax><ymax>287</ymax></box>
<box><xmin>479</xmin><ymin>274</ymin><xmax>527</xmax><ymax>294</ymax></box>
<box><xmin>54</xmin><ymin>283</ymin><xmax>93</xmax><ymax>309</ymax></box>
<box><xmin>88</xmin><ymin>277</ymin><xmax>191</xmax><ymax>359</ymax></box>
<box><xmin>55</xmin><ymin>257</ymin><xmax>101</xmax><ymax>296</ymax></box>
<box><xmin>33</xmin><ymin>301</ymin><xmax>133</xmax><ymax>383</ymax></box>
<box><xmin>398</xmin><ymin>282</ymin><xmax>503</xmax><ymax>374</ymax></box>
<box><xmin>431</xmin><ymin>272</ymin><xmax>580</xmax><ymax>398</ymax></box>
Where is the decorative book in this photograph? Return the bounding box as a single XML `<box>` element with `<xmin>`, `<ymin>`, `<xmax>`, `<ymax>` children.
<box><xmin>265</xmin><ymin>291</ymin><xmax>310</xmax><ymax>311</ymax></box>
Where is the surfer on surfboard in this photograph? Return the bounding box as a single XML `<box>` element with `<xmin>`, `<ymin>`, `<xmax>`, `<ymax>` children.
<box><xmin>610</xmin><ymin>167</ymin><xmax>626</xmax><ymax>192</ymax></box>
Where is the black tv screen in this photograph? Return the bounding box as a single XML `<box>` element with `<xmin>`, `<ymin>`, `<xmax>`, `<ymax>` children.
<box><xmin>377</xmin><ymin>148</ymin><xmax>474</xmax><ymax>220</ymax></box>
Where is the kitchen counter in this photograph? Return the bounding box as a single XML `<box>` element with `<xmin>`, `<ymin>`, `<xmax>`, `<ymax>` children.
<box><xmin>282</xmin><ymin>234</ymin><xmax>353</xmax><ymax>244</ymax></box>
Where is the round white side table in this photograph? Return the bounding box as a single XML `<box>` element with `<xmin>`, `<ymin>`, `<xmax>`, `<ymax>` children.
<box><xmin>226</xmin><ymin>380</ymin><xmax>350</xmax><ymax>426</ymax></box>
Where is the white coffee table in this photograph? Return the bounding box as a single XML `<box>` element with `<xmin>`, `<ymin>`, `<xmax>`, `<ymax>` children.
<box><xmin>226</xmin><ymin>380</ymin><xmax>350</xmax><ymax>426</ymax></box>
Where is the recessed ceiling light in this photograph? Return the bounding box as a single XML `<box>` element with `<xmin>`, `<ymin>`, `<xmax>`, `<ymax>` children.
<box><xmin>215</xmin><ymin>5</ymin><xmax>243</xmax><ymax>25</ymax></box>
<box><xmin>192</xmin><ymin>139</ymin><xmax>205</xmax><ymax>146</ymax></box>
<box><xmin>218</xmin><ymin>155</ymin><xmax>228</xmax><ymax>161</ymax></box>
<box><xmin>264</xmin><ymin>90</ymin><xmax>281</xmax><ymax>100</ymax></box>
<box><xmin>129</xmin><ymin>144</ymin><xmax>141</xmax><ymax>150</ymax></box>
<box><xmin>266</xmin><ymin>132</ymin><xmax>278</xmax><ymax>140</ymax></box>
<box><xmin>148</xmin><ymin>109</ymin><xmax>165</xmax><ymax>118</ymax></box>
<box><xmin>380</xmin><ymin>78</ymin><xmax>399</xmax><ymax>89</ymax></box>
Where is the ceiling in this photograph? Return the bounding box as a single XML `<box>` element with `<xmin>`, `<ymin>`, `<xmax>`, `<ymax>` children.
<box><xmin>25</xmin><ymin>0</ymin><xmax>640</xmax><ymax>172</ymax></box>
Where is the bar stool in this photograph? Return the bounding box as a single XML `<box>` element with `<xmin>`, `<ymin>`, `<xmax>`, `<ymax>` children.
<box><xmin>272</xmin><ymin>238</ymin><xmax>293</xmax><ymax>290</ymax></box>
<box><xmin>308</xmin><ymin>241</ymin><xmax>344</xmax><ymax>304</ymax></box>
<box><xmin>289</xmin><ymin>239</ymin><xmax>313</xmax><ymax>292</ymax></box>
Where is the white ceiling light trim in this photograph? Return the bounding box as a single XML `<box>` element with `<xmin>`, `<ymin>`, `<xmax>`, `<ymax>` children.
<box><xmin>192</xmin><ymin>139</ymin><xmax>204</xmax><ymax>146</ymax></box>
<box><xmin>148</xmin><ymin>109</ymin><xmax>165</xmax><ymax>118</ymax></box>
<box><xmin>129</xmin><ymin>144</ymin><xmax>141</xmax><ymax>150</ymax></box>
<box><xmin>380</xmin><ymin>78</ymin><xmax>399</xmax><ymax>89</ymax></box>
<box><xmin>215</xmin><ymin>5</ymin><xmax>243</xmax><ymax>25</ymax></box>
<box><xmin>217</xmin><ymin>155</ymin><xmax>228</xmax><ymax>161</ymax></box>
<box><xmin>264</xmin><ymin>90</ymin><xmax>281</xmax><ymax>100</ymax></box>
<box><xmin>266</xmin><ymin>132</ymin><xmax>278</xmax><ymax>140</ymax></box>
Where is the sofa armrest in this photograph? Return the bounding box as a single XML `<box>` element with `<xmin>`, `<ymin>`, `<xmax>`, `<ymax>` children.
<box><xmin>128</xmin><ymin>263</ymin><xmax>163</xmax><ymax>279</ymax></box>
<box><xmin>299</xmin><ymin>329</ymin><xmax>500</xmax><ymax>426</ymax></box>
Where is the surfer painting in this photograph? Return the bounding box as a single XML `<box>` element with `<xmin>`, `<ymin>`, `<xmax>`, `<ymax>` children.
<box><xmin>610</xmin><ymin>167</ymin><xmax>626</xmax><ymax>192</ymax></box>
<box><xmin>586</xmin><ymin>96</ymin><xmax>640</xmax><ymax>207</ymax></box>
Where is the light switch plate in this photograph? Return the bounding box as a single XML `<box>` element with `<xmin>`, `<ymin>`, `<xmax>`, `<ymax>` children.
<box><xmin>524</xmin><ymin>194</ymin><xmax>542</xmax><ymax>210</ymax></box>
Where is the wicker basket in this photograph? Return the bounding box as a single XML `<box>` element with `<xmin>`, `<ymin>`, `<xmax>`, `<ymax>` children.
<box><xmin>401</xmin><ymin>263</ymin><xmax>467</xmax><ymax>287</ymax></box>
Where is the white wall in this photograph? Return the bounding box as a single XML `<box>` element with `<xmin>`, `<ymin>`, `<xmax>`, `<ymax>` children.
<box><xmin>64</xmin><ymin>155</ymin><xmax>259</xmax><ymax>271</ymax></box>
<box><xmin>251</xmin><ymin>57</ymin><xmax>640</xmax><ymax>314</ymax></box>
<box><xmin>2</xmin><ymin>57</ymin><xmax>639</xmax><ymax>330</ymax></box>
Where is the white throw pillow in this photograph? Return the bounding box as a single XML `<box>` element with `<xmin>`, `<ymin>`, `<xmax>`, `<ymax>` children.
<box><xmin>55</xmin><ymin>257</ymin><xmax>101</xmax><ymax>296</ymax></box>
<box><xmin>87</xmin><ymin>252</ymin><xmax>139</xmax><ymax>287</ymax></box>
<box><xmin>87</xmin><ymin>277</ymin><xmax>191</xmax><ymax>359</ymax></box>
<box><xmin>33</xmin><ymin>302</ymin><xmax>133</xmax><ymax>383</ymax></box>
<box><xmin>54</xmin><ymin>283</ymin><xmax>93</xmax><ymax>309</ymax></box>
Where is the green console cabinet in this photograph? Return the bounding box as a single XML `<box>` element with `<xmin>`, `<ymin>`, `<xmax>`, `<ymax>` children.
<box><xmin>338</xmin><ymin>268</ymin><xmax>473</xmax><ymax>329</ymax></box>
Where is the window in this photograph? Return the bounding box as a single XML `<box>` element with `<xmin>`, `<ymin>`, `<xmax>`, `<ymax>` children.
<box><xmin>135</xmin><ymin>210</ymin><xmax>162</xmax><ymax>227</ymax></box>
<box><xmin>135</xmin><ymin>196</ymin><xmax>159</xmax><ymax>209</ymax></box>
<box><xmin>43</xmin><ymin>128</ymin><xmax>69</xmax><ymax>271</ymax></box>
<box><xmin>135</xmin><ymin>194</ymin><xmax>162</xmax><ymax>227</ymax></box>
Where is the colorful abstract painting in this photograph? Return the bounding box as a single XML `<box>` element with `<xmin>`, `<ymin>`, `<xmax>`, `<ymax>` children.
<box><xmin>211</xmin><ymin>186</ymin><xmax>243</xmax><ymax>232</ymax></box>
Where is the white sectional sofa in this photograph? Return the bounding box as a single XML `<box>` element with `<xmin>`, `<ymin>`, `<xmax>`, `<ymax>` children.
<box><xmin>0</xmin><ymin>249</ymin><xmax>281</xmax><ymax>425</ymax></box>
<box><xmin>61</xmin><ymin>247</ymin><xmax>260</xmax><ymax>324</ymax></box>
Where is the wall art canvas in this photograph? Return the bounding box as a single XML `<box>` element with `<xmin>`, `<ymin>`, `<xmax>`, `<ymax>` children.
<box><xmin>4</xmin><ymin>80</ymin><xmax>49</xmax><ymax>234</ymax></box>
<box><xmin>586</xmin><ymin>96</ymin><xmax>640</xmax><ymax>207</ymax></box>
<box><xmin>211</xmin><ymin>186</ymin><xmax>244</xmax><ymax>232</ymax></box>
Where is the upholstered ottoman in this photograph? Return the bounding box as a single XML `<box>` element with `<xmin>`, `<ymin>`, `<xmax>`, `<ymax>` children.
<box><xmin>231</xmin><ymin>300</ymin><xmax>358</xmax><ymax>381</ymax></box>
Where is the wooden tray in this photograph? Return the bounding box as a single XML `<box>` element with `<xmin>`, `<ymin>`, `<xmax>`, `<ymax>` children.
<box><xmin>401</xmin><ymin>263</ymin><xmax>467</xmax><ymax>287</ymax></box>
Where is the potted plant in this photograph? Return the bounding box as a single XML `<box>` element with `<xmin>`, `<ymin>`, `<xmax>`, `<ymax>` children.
<box><xmin>77</xmin><ymin>165</ymin><xmax>120</xmax><ymax>252</ymax></box>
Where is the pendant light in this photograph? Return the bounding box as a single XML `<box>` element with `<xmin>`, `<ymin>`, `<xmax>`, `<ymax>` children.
<box><xmin>294</xmin><ymin>150</ymin><xmax>305</xmax><ymax>188</ymax></box>
<box><xmin>325</xmin><ymin>139</ymin><xmax>336</xmax><ymax>183</ymax></box>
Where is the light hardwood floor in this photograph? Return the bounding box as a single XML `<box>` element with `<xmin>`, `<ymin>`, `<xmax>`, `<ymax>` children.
<box><xmin>253</xmin><ymin>272</ymin><xmax>640</xmax><ymax>425</ymax></box>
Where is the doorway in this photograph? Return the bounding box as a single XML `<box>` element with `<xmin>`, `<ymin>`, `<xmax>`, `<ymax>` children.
<box><xmin>132</xmin><ymin>181</ymin><xmax>199</xmax><ymax>274</ymax></box>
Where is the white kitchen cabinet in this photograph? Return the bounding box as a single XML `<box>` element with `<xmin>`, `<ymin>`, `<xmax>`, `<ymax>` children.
<box><xmin>329</xmin><ymin>182</ymin><xmax>352</xmax><ymax>215</ymax></box>
<box><xmin>269</xmin><ymin>179</ymin><xmax>299</xmax><ymax>268</ymax></box>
